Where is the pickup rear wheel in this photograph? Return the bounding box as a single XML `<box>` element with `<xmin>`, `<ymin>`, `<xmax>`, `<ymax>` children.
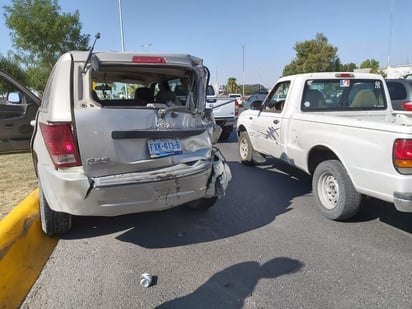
<box><xmin>239</xmin><ymin>131</ymin><xmax>254</xmax><ymax>165</ymax></box>
<box><xmin>312</xmin><ymin>160</ymin><xmax>361</xmax><ymax>220</ymax></box>
<box><xmin>39</xmin><ymin>182</ymin><xmax>72</xmax><ymax>235</ymax></box>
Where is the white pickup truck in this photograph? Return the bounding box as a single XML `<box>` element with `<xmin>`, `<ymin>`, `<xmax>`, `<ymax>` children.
<box><xmin>206</xmin><ymin>85</ymin><xmax>239</xmax><ymax>140</ymax></box>
<box><xmin>237</xmin><ymin>72</ymin><xmax>412</xmax><ymax>220</ymax></box>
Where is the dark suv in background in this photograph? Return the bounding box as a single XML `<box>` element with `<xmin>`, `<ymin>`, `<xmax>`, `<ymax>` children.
<box><xmin>386</xmin><ymin>79</ymin><xmax>412</xmax><ymax>110</ymax></box>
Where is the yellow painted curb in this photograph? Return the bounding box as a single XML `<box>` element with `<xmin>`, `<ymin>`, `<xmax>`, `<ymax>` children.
<box><xmin>0</xmin><ymin>188</ymin><xmax>58</xmax><ymax>309</ymax></box>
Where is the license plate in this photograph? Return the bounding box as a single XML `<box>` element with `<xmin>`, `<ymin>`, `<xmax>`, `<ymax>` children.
<box><xmin>147</xmin><ymin>138</ymin><xmax>182</xmax><ymax>158</ymax></box>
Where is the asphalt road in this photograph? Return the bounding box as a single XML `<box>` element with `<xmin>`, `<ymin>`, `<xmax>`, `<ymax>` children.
<box><xmin>22</xmin><ymin>131</ymin><xmax>412</xmax><ymax>309</ymax></box>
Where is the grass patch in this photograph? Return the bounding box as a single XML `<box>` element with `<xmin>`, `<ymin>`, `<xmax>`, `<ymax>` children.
<box><xmin>0</xmin><ymin>153</ymin><xmax>38</xmax><ymax>220</ymax></box>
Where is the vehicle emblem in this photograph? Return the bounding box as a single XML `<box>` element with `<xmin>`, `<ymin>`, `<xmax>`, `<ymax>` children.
<box><xmin>86</xmin><ymin>157</ymin><xmax>111</xmax><ymax>165</ymax></box>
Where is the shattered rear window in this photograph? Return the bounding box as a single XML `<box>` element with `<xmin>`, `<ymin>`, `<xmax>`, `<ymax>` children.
<box><xmin>90</xmin><ymin>68</ymin><xmax>196</xmax><ymax>108</ymax></box>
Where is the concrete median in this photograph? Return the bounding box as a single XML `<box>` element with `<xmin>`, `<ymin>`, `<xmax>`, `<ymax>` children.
<box><xmin>0</xmin><ymin>188</ymin><xmax>58</xmax><ymax>308</ymax></box>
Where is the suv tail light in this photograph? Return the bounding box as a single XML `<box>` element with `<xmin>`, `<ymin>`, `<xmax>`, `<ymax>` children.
<box><xmin>402</xmin><ymin>101</ymin><xmax>412</xmax><ymax>111</ymax></box>
<box><xmin>393</xmin><ymin>138</ymin><xmax>412</xmax><ymax>174</ymax></box>
<box><xmin>40</xmin><ymin>123</ymin><xmax>81</xmax><ymax>168</ymax></box>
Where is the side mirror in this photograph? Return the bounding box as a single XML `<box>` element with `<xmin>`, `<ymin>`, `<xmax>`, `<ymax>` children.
<box><xmin>250</xmin><ymin>100</ymin><xmax>263</xmax><ymax>110</ymax></box>
<box><xmin>7</xmin><ymin>92</ymin><xmax>22</xmax><ymax>104</ymax></box>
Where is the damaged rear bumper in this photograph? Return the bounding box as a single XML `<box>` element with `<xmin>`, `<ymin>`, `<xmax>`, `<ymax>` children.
<box><xmin>39</xmin><ymin>149</ymin><xmax>231</xmax><ymax>216</ymax></box>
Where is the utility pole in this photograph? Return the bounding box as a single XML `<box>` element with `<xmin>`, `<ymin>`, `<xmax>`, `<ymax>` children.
<box><xmin>118</xmin><ymin>0</ymin><xmax>125</xmax><ymax>52</ymax></box>
<box><xmin>387</xmin><ymin>0</ymin><xmax>394</xmax><ymax>67</ymax></box>
<box><xmin>242</xmin><ymin>45</ymin><xmax>245</xmax><ymax>97</ymax></box>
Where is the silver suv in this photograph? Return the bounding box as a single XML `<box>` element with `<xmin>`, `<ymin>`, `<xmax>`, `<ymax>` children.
<box><xmin>31</xmin><ymin>50</ymin><xmax>231</xmax><ymax>235</ymax></box>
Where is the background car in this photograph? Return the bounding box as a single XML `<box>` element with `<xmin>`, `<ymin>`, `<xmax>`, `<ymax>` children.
<box><xmin>243</xmin><ymin>93</ymin><xmax>267</xmax><ymax>109</ymax></box>
<box><xmin>228</xmin><ymin>93</ymin><xmax>244</xmax><ymax>106</ymax></box>
<box><xmin>0</xmin><ymin>70</ymin><xmax>40</xmax><ymax>154</ymax></box>
<box><xmin>385</xmin><ymin>79</ymin><xmax>412</xmax><ymax>110</ymax></box>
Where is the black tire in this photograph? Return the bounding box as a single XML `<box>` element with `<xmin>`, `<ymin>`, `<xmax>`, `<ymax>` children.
<box><xmin>238</xmin><ymin>131</ymin><xmax>254</xmax><ymax>165</ymax></box>
<box><xmin>312</xmin><ymin>160</ymin><xmax>361</xmax><ymax>220</ymax></box>
<box><xmin>185</xmin><ymin>197</ymin><xmax>218</xmax><ymax>210</ymax></box>
<box><xmin>39</xmin><ymin>182</ymin><xmax>72</xmax><ymax>235</ymax></box>
<box><xmin>219</xmin><ymin>126</ymin><xmax>233</xmax><ymax>140</ymax></box>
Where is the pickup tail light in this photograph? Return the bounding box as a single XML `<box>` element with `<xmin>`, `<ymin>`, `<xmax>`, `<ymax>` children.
<box><xmin>393</xmin><ymin>139</ymin><xmax>412</xmax><ymax>174</ymax></box>
<box><xmin>40</xmin><ymin>123</ymin><xmax>81</xmax><ymax>168</ymax></box>
<box><xmin>335</xmin><ymin>73</ymin><xmax>354</xmax><ymax>78</ymax></box>
<box><xmin>235</xmin><ymin>99</ymin><xmax>239</xmax><ymax>117</ymax></box>
<box><xmin>402</xmin><ymin>101</ymin><xmax>412</xmax><ymax>111</ymax></box>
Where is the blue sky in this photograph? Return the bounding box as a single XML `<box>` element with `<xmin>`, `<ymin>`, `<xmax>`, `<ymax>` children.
<box><xmin>0</xmin><ymin>0</ymin><xmax>410</xmax><ymax>87</ymax></box>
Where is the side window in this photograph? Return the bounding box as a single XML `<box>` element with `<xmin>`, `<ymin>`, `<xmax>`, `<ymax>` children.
<box><xmin>0</xmin><ymin>75</ymin><xmax>27</xmax><ymax>119</ymax></box>
<box><xmin>264</xmin><ymin>81</ymin><xmax>290</xmax><ymax>112</ymax></box>
<box><xmin>387</xmin><ymin>82</ymin><xmax>407</xmax><ymax>100</ymax></box>
<box><xmin>0</xmin><ymin>77</ymin><xmax>24</xmax><ymax>105</ymax></box>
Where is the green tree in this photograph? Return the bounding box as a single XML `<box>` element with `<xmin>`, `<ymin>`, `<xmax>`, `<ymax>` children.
<box><xmin>226</xmin><ymin>77</ymin><xmax>239</xmax><ymax>94</ymax></box>
<box><xmin>339</xmin><ymin>62</ymin><xmax>357</xmax><ymax>72</ymax></box>
<box><xmin>360</xmin><ymin>59</ymin><xmax>380</xmax><ymax>73</ymax></box>
<box><xmin>0</xmin><ymin>54</ymin><xmax>27</xmax><ymax>83</ymax></box>
<box><xmin>283</xmin><ymin>33</ymin><xmax>340</xmax><ymax>76</ymax></box>
<box><xmin>3</xmin><ymin>0</ymin><xmax>90</xmax><ymax>91</ymax></box>
<box><xmin>0</xmin><ymin>54</ymin><xmax>29</xmax><ymax>95</ymax></box>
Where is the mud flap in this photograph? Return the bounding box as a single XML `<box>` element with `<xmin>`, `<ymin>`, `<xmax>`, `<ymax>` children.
<box><xmin>206</xmin><ymin>147</ymin><xmax>232</xmax><ymax>198</ymax></box>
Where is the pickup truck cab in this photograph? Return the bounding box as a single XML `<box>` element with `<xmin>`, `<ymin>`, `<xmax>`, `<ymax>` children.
<box><xmin>237</xmin><ymin>72</ymin><xmax>412</xmax><ymax>220</ymax></box>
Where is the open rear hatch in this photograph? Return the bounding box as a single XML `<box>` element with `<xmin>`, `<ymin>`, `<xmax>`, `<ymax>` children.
<box><xmin>73</xmin><ymin>53</ymin><xmax>211</xmax><ymax>179</ymax></box>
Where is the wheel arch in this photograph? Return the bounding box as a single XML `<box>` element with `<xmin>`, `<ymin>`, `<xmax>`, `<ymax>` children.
<box><xmin>237</xmin><ymin>124</ymin><xmax>247</xmax><ymax>136</ymax></box>
<box><xmin>307</xmin><ymin>145</ymin><xmax>341</xmax><ymax>175</ymax></box>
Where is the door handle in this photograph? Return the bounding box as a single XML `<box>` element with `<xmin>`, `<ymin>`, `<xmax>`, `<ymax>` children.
<box><xmin>273</xmin><ymin>119</ymin><xmax>279</xmax><ymax>124</ymax></box>
<box><xmin>4</xmin><ymin>123</ymin><xmax>14</xmax><ymax>128</ymax></box>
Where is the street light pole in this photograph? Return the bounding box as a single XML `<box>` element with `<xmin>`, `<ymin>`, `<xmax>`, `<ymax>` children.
<box><xmin>118</xmin><ymin>0</ymin><xmax>125</xmax><ymax>51</ymax></box>
<box><xmin>242</xmin><ymin>45</ymin><xmax>245</xmax><ymax>97</ymax></box>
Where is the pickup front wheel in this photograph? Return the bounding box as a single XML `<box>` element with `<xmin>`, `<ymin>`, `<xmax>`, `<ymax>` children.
<box><xmin>312</xmin><ymin>160</ymin><xmax>361</xmax><ymax>220</ymax></box>
<box><xmin>239</xmin><ymin>131</ymin><xmax>254</xmax><ymax>164</ymax></box>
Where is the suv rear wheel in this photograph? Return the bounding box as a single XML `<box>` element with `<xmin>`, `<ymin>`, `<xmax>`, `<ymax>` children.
<box><xmin>185</xmin><ymin>197</ymin><xmax>218</xmax><ymax>210</ymax></box>
<box><xmin>39</xmin><ymin>182</ymin><xmax>72</xmax><ymax>235</ymax></box>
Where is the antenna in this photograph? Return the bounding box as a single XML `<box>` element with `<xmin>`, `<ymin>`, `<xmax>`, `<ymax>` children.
<box><xmin>82</xmin><ymin>32</ymin><xmax>101</xmax><ymax>73</ymax></box>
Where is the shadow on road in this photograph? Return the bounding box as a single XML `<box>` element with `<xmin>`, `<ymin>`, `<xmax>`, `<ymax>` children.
<box><xmin>64</xmin><ymin>160</ymin><xmax>311</xmax><ymax>248</ymax></box>
<box><xmin>155</xmin><ymin>257</ymin><xmax>304</xmax><ymax>309</ymax></box>
<box><xmin>348</xmin><ymin>197</ymin><xmax>412</xmax><ymax>233</ymax></box>
<box><xmin>263</xmin><ymin>157</ymin><xmax>412</xmax><ymax>234</ymax></box>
